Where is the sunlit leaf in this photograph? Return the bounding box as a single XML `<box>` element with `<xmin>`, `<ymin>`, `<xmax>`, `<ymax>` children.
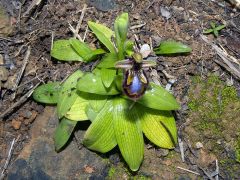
<box><xmin>137</xmin><ymin>83</ymin><xmax>180</xmax><ymax>110</ymax></box>
<box><xmin>88</xmin><ymin>21</ymin><xmax>115</xmax><ymax>53</ymax></box>
<box><xmin>139</xmin><ymin>104</ymin><xmax>177</xmax><ymax>148</ymax></box>
<box><xmin>100</xmin><ymin>68</ymin><xmax>116</xmax><ymax>88</ymax></box>
<box><xmin>83</xmin><ymin>100</ymin><xmax>117</xmax><ymax>153</ymax></box>
<box><xmin>54</xmin><ymin>117</ymin><xmax>77</xmax><ymax>151</ymax></box>
<box><xmin>216</xmin><ymin>24</ymin><xmax>226</xmax><ymax>31</ymax></box>
<box><xmin>154</xmin><ymin>40</ymin><xmax>192</xmax><ymax>54</ymax></box>
<box><xmin>124</xmin><ymin>40</ymin><xmax>134</xmax><ymax>56</ymax></box>
<box><xmin>70</xmin><ymin>38</ymin><xmax>105</xmax><ymax>61</ymax></box>
<box><xmin>51</xmin><ymin>40</ymin><xmax>83</xmax><ymax>61</ymax></box>
<box><xmin>114</xmin><ymin>13</ymin><xmax>129</xmax><ymax>60</ymax></box>
<box><xmin>77</xmin><ymin>72</ymin><xmax>120</xmax><ymax>95</ymax></box>
<box><xmin>97</xmin><ymin>53</ymin><xmax>118</xmax><ymax>68</ymax></box>
<box><xmin>113</xmin><ymin>98</ymin><xmax>144</xmax><ymax>171</ymax></box>
<box><xmin>57</xmin><ymin>70</ymin><xmax>84</xmax><ymax>118</ymax></box>
<box><xmin>203</xmin><ymin>29</ymin><xmax>214</xmax><ymax>34</ymax></box>
<box><xmin>33</xmin><ymin>82</ymin><xmax>60</xmax><ymax>104</ymax></box>
<box><xmin>65</xmin><ymin>94</ymin><xmax>89</xmax><ymax>121</ymax></box>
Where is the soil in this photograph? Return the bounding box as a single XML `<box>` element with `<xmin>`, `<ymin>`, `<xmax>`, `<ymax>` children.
<box><xmin>0</xmin><ymin>0</ymin><xmax>240</xmax><ymax>179</ymax></box>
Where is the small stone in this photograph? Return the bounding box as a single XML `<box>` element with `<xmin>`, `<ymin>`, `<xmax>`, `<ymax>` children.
<box><xmin>22</xmin><ymin>110</ymin><xmax>32</xmax><ymax>119</ymax></box>
<box><xmin>0</xmin><ymin>54</ymin><xmax>3</xmax><ymax>64</ymax></box>
<box><xmin>217</xmin><ymin>139</ymin><xmax>221</xmax><ymax>145</ymax></box>
<box><xmin>185</xmin><ymin>35</ymin><xmax>191</xmax><ymax>41</ymax></box>
<box><xmin>156</xmin><ymin>148</ymin><xmax>169</xmax><ymax>157</ymax></box>
<box><xmin>11</xmin><ymin>119</ymin><xmax>22</xmax><ymax>130</ymax></box>
<box><xmin>0</xmin><ymin>66</ymin><xmax>9</xmax><ymax>81</ymax></box>
<box><xmin>195</xmin><ymin>142</ymin><xmax>203</xmax><ymax>149</ymax></box>
<box><xmin>160</xmin><ymin>6</ymin><xmax>171</xmax><ymax>20</ymax></box>
<box><xmin>3</xmin><ymin>75</ymin><xmax>16</xmax><ymax>90</ymax></box>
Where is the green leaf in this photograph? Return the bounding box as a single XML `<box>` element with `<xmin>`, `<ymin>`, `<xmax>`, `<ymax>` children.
<box><xmin>154</xmin><ymin>40</ymin><xmax>192</xmax><ymax>55</ymax></box>
<box><xmin>137</xmin><ymin>83</ymin><xmax>180</xmax><ymax>110</ymax></box>
<box><xmin>100</xmin><ymin>68</ymin><xmax>116</xmax><ymax>88</ymax></box>
<box><xmin>113</xmin><ymin>98</ymin><xmax>144</xmax><ymax>171</ymax></box>
<box><xmin>51</xmin><ymin>40</ymin><xmax>83</xmax><ymax>61</ymax></box>
<box><xmin>65</xmin><ymin>94</ymin><xmax>89</xmax><ymax>121</ymax></box>
<box><xmin>77</xmin><ymin>72</ymin><xmax>120</xmax><ymax>95</ymax></box>
<box><xmin>210</xmin><ymin>22</ymin><xmax>216</xmax><ymax>29</ymax></box>
<box><xmin>216</xmin><ymin>24</ymin><xmax>226</xmax><ymax>31</ymax></box>
<box><xmin>124</xmin><ymin>40</ymin><xmax>134</xmax><ymax>56</ymax></box>
<box><xmin>139</xmin><ymin>105</ymin><xmax>177</xmax><ymax>148</ymax></box>
<box><xmin>114</xmin><ymin>13</ymin><xmax>129</xmax><ymax>60</ymax></box>
<box><xmin>213</xmin><ymin>29</ymin><xmax>219</xmax><ymax>37</ymax></box>
<box><xmin>69</xmin><ymin>38</ymin><xmax>105</xmax><ymax>62</ymax></box>
<box><xmin>88</xmin><ymin>21</ymin><xmax>115</xmax><ymax>53</ymax></box>
<box><xmin>83</xmin><ymin>100</ymin><xmax>117</xmax><ymax>153</ymax></box>
<box><xmin>33</xmin><ymin>82</ymin><xmax>60</xmax><ymax>104</ymax></box>
<box><xmin>203</xmin><ymin>29</ymin><xmax>214</xmax><ymax>34</ymax></box>
<box><xmin>97</xmin><ymin>53</ymin><xmax>118</xmax><ymax>68</ymax></box>
<box><xmin>57</xmin><ymin>70</ymin><xmax>84</xmax><ymax>118</ymax></box>
<box><xmin>54</xmin><ymin>117</ymin><xmax>77</xmax><ymax>151</ymax></box>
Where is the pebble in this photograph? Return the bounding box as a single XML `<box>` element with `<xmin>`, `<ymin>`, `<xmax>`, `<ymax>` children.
<box><xmin>0</xmin><ymin>66</ymin><xmax>9</xmax><ymax>81</ymax></box>
<box><xmin>195</xmin><ymin>142</ymin><xmax>203</xmax><ymax>149</ymax></box>
<box><xmin>156</xmin><ymin>148</ymin><xmax>169</xmax><ymax>157</ymax></box>
<box><xmin>11</xmin><ymin>119</ymin><xmax>22</xmax><ymax>130</ymax></box>
<box><xmin>0</xmin><ymin>54</ymin><xmax>3</xmax><ymax>64</ymax></box>
<box><xmin>3</xmin><ymin>75</ymin><xmax>16</xmax><ymax>90</ymax></box>
<box><xmin>185</xmin><ymin>35</ymin><xmax>191</xmax><ymax>41</ymax></box>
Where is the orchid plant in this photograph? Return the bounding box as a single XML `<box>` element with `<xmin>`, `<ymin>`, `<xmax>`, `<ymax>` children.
<box><xmin>33</xmin><ymin>13</ymin><xmax>191</xmax><ymax>171</ymax></box>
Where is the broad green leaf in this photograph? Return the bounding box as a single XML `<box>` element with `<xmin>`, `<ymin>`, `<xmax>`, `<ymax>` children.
<box><xmin>92</xmin><ymin>48</ymin><xmax>106</xmax><ymax>56</ymax></box>
<box><xmin>77</xmin><ymin>72</ymin><xmax>120</xmax><ymax>95</ymax></box>
<box><xmin>100</xmin><ymin>68</ymin><xmax>116</xmax><ymax>88</ymax></box>
<box><xmin>88</xmin><ymin>95</ymin><xmax>108</xmax><ymax>113</ymax></box>
<box><xmin>113</xmin><ymin>98</ymin><xmax>144</xmax><ymax>171</ymax></box>
<box><xmin>57</xmin><ymin>70</ymin><xmax>84</xmax><ymax>118</ymax></box>
<box><xmin>97</xmin><ymin>53</ymin><xmax>118</xmax><ymax>68</ymax></box>
<box><xmin>33</xmin><ymin>82</ymin><xmax>60</xmax><ymax>104</ymax></box>
<box><xmin>51</xmin><ymin>40</ymin><xmax>83</xmax><ymax>61</ymax></box>
<box><xmin>139</xmin><ymin>105</ymin><xmax>177</xmax><ymax>148</ymax></box>
<box><xmin>154</xmin><ymin>40</ymin><xmax>192</xmax><ymax>54</ymax></box>
<box><xmin>85</xmin><ymin>105</ymin><xmax>98</xmax><ymax>121</ymax></box>
<box><xmin>88</xmin><ymin>21</ymin><xmax>115</xmax><ymax>53</ymax></box>
<box><xmin>137</xmin><ymin>83</ymin><xmax>180</xmax><ymax>110</ymax></box>
<box><xmin>83</xmin><ymin>100</ymin><xmax>117</xmax><ymax>153</ymax></box>
<box><xmin>65</xmin><ymin>95</ymin><xmax>89</xmax><ymax>121</ymax></box>
<box><xmin>114</xmin><ymin>13</ymin><xmax>129</xmax><ymax>60</ymax></box>
<box><xmin>54</xmin><ymin>117</ymin><xmax>77</xmax><ymax>151</ymax></box>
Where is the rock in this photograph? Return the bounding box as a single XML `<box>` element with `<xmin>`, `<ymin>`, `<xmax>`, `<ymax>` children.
<box><xmin>156</xmin><ymin>148</ymin><xmax>169</xmax><ymax>157</ymax></box>
<box><xmin>21</xmin><ymin>110</ymin><xmax>32</xmax><ymax>119</ymax></box>
<box><xmin>3</xmin><ymin>75</ymin><xmax>15</xmax><ymax>90</ymax></box>
<box><xmin>11</xmin><ymin>119</ymin><xmax>21</xmax><ymax>130</ymax></box>
<box><xmin>0</xmin><ymin>66</ymin><xmax>9</xmax><ymax>81</ymax></box>
<box><xmin>160</xmin><ymin>6</ymin><xmax>171</xmax><ymax>20</ymax></box>
<box><xmin>7</xmin><ymin>107</ymin><xmax>109</xmax><ymax>179</ymax></box>
<box><xmin>0</xmin><ymin>5</ymin><xmax>14</xmax><ymax>37</ymax></box>
<box><xmin>88</xmin><ymin>0</ymin><xmax>118</xmax><ymax>11</ymax></box>
<box><xmin>195</xmin><ymin>142</ymin><xmax>203</xmax><ymax>149</ymax></box>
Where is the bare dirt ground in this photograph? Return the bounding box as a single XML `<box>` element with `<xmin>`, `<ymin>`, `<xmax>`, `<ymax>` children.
<box><xmin>0</xmin><ymin>0</ymin><xmax>240</xmax><ymax>179</ymax></box>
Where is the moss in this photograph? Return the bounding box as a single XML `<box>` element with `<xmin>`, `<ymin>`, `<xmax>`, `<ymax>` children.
<box><xmin>187</xmin><ymin>74</ymin><xmax>240</xmax><ymax>168</ymax></box>
<box><xmin>108</xmin><ymin>167</ymin><xmax>116</xmax><ymax>177</ymax></box>
<box><xmin>235</xmin><ymin>137</ymin><xmax>240</xmax><ymax>163</ymax></box>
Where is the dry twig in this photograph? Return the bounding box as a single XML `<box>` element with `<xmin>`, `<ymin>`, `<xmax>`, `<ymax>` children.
<box><xmin>0</xmin><ymin>82</ymin><xmax>40</xmax><ymax>120</ymax></box>
<box><xmin>0</xmin><ymin>136</ymin><xmax>19</xmax><ymax>180</ymax></box>
<box><xmin>200</xmin><ymin>35</ymin><xmax>240</xmax><ymax>79</ymax></box>
<box><xmin>176</xmin><ymin>166</ymin><xmax>200</xmax><ymax>176</ymax></box>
